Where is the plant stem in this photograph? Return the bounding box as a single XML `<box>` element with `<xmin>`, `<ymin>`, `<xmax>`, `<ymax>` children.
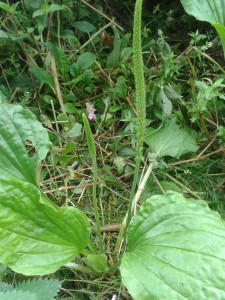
<box><xmin>192</xmin><ymin>46</ymin><xmax>225</xmax><ymax>76</ymax></box>
<box><xmin>127</xmin><ymin>0</ymin><xmax>146</xmax><ymax>223</ymax></box>
<box><xmin>165</xmin><ymin>173</ymin><xmax>201</xmax><ymax>199</ymax></box>
<box><xmin>93</xmin><ymin>160</ymin><xmax>104</xmax><ymax>252</ymax></box>
<box><xmin>115</xmin><ymin>0</ymin><xmax>146</xmax><ymax>254</ymax></box>
<box><xmin>80</xmin><ymin>0</ymin><xmax>124</xmax><ymax>32</ymax></box>
<box><xmin>114</xmin><ymin>163</ymin><xmax>153</xmax><ymax>253</ymax></box>
<box><xmin>80</xmin><ymin>22</ymin><xmax>113</xmax><ymax>51</ymax></box>
<box><xmin>88</xmin><ymin>241</ymin><xmax>98</xmax><ymax>254</ymax></box>
<box><xmin>82</xmin><ymin>114</ymin><xmax>104</xmax><ymax>253</ymax></box>
<box><xmin>114</xmin><ymin>158</ymin><xmax>140</xmax><ymax>252</ymax></box>
<box><xmin>64</xmin><ymin>262</ymin><xmax>94</xmax><ymax>274</ymax></box>
<box><xmin>50</xmin><ymin>50</ymin><xmax>66</xmax><ymax>115</ymax></box>
<box><xmin>132</xmin><ymin>163</ymin><xmax>153</xmax><ymax>213</ymax></box>
<box><xmin>50</xmin><ymin>99</ymin><xmax>62</xmax><ymax>148</ymax></box>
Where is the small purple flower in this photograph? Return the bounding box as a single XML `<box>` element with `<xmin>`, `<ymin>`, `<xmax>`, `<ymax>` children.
<box><xmin>88</xmin><ymin>112</ymin><xmax>96</xmax><ymax>120</ymax></box>
<box><xmin>86</xmin><ymin>102</ymin><xmax>96</xmax><ymax>120</ymax></box>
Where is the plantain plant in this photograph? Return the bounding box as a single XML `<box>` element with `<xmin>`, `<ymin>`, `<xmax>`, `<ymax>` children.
<box><xmin>1</xmin><ymin>0</ymin><xmax>225</xmax><ymax>299</ymax></box>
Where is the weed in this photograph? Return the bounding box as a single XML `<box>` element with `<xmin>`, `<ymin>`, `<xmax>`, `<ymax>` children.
<box><xmin>0</xmin><ymin>0</ymin><xmax>224</xmax><ymax>299</ymax></box>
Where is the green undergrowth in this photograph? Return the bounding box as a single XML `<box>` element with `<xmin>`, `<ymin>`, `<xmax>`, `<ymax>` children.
<box><xmin>0</xmin><ymin>0</ymin><xmax>224</xmax><ymax>299</ymax></box>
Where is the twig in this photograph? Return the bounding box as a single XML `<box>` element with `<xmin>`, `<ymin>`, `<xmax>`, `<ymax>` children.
<box><xmin>9</xmin><ymin>87</ymin><xmax>19</xmax><ymax>103</ymax></box>
<box><xmin>50</xmin><ymin>50</ymin><xmax>66</xmax><ymax>114</ymax></box>
<box><xmin>95</xmin><ymin>61</ymin><xmax>115</xmax><ymax>87</ymax></box>
<box><xmin>168</xmin><ymin>148</ymin><xmax>223</xmax><ymax>167</ymax></box>
<box><xmin>80</xmin><ymin>0</ymin><xmax>124</xmax><ymax>32</ymax></box>
<box><xmin>152</xmin><ymin>172</ymin><xmax>165</xmax><ymax>194</ymax></box>
<box><xmin>43</xmin><ymin>182</ymin><xmax>94</xmax><ymax>194</ymax></box>
<box><xmin>204</xmin><ymin>117</ymin><xmax>218</xmax><ymax>127</ymax></box>
<box><xmin>193</xmin><ymin>46</ymin><xmax>225</xmax><ymax>76</ymax></box>
<box><xmin>46</xmin><ymin>12</ymin><xmax>54</xmax><ymax>41</ymax></box>
<box><xmin>168</xmin><ymin>133</ymin><xmax>219</xmax><ymax>167</ymax></box>
<box><xmin>50</xmin><ymin>99</ymin><xmax>62</xmax><ymax>148</ymax></box>
<box><xmin>80</xmin><ymin>22</ymin><xmax>113</xmax><ymax>51</ymax></box>
<box><xmin>41</xmin><ymin>172</ymin><xmax>68</xmax><ymax>184</ymax></box>
<box><xmin>126</xmin><ymin>94</ymin><xmax>137</xmax><ymax>116</ymax></box>
<box><xmin>177</xmin><ymin>45</ymin><xmax>225</xmax><ymax>77</ymax></box>
<box><xmin>165</xmin><ymin>173</ymin><xmax>201</xmax><ymax>199</ymax></box>
<box><xmin>99</xmin><ymin>224</ymin><xmax>122</xmax><ymax>232</ymax></box>
<box><xmin>198</xmin><ymin>133</ymin><xmax>217</xmax><ymax>156</ymax></box>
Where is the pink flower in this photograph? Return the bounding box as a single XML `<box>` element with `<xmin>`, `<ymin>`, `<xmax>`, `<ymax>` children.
<box><xmin>88</xmin><ymin>112</ymin><xmax>96</xmax><ymax>120</ymax></box>
<box><xmin>86</xmin><ymin>102</ymin><xmax>96</xmax><ymax>120</ymax></box>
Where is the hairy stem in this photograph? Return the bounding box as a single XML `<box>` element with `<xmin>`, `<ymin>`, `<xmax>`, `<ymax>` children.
<box><xmin>133</xmin><ymin>0</ymin><xmax>146</xmax><ymax>159</ymax></box>
<box><xmin>115</xmin><ymin>0</ymin><xmax>146</xmax><ymax>253</ymax></box>
<box><xmin>128</xmin><ymin>0</ymin><xmax>146</xmax><ymax>222</ymax></box>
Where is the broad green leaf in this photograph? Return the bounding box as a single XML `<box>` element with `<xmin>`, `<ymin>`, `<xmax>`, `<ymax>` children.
<box><xmin>0</xmin><ymin>278</ymin><xmax>61</xmax><ymax>299</ymax></box>
<box><xmin>73</xmin><ymin>21</ymin><xmax>96</xmax><ymax>33</ymax></box>
<box><xmin>17</xmin><ymin>278</ymin><xmax>62</xmax><ymax>300</ymax></box>
<box><xmin>145</xmin><ymin>117</ymin><xmax>198</xmax><ymax>158</ymax></box>
<box><xmin>0</xmin><ymin>290</ymin><xmax>37</xmax><ymax>300</ymax></box>
<box><xmin>40</xmin><ymin>42</ymin><xmax>69</xmax><ymax>81</ymax></box>
<box><xmin>0</xmin><ymin>30</ymin><xmax>8</xmax><ymax>38</ymax></box>
<box><xmin>164</xmin><ymin>85</ymin><xmax>181</xmax><ymax>100</ymax></box>
<box><xmin>0</xmin><ymin>264</ymin><xmax>7</xmax><ymax>279</ymax></box>
<box><xmin>180</xmin><ymin>0</ymin><xmax>225</xmax><ymax>55</ymax></box>
<box><xmin>106</xmin><ymin>27</ymin><xmax>121</xmax><ymax>67</ymax></box>
<box><xmin>11</xmin><ymin>74</ymin><xmax>33</xmax><ymax>92</ymax></box>
<box><xmin>57</xmin><ymin>48</ymin><xmax>69</xmax><ymax>81</ymax></box>
<box><xmin>32</xmin><ymin>9</ymin><xmax>45</xmax><ymax>18</ymax></box>
<box><xmin>0</xmin><ymin>90</ymin><xmax>7</xmax><ymax>103</ymax></box>
<box><xmin>29</xmin><ymin>66</ymin><xmax>54</xmax><ymax>87</ymax></box>
<box><xmin>0</xmin><ymin>104</ymin><xmax>50</xmax><ymax>185</ymax></box>
<box><xmin>0</xmin><ymin>2</ymin><xmax>16</xmax><ymax>14</ymax></box>
<box><xmin>70</xmin><ymin>62</ymin><xmax>79</xmax><ymax>77</ymax></box>
<box><xmin>0</xmin><ymin>179</ymin><xmax>90</xmax><ymax>275</ymax></box>
<box><xmin>24</xmin><ymin>0</ymin><xmax>43</xmax><ymax>10</ymax></box>
<box><xmin>213</xmin><ymin>23</ymin><xmax>225</xmax><ymax>57</ymax></box>
<box><xmin>120</xmin><ymin>47</ymin><xmax>133</xmax><ymax>61</ymax></box>
<box><xmin>159</xmin><ymin>87</ymin><xmax>172</xmax><ymax>115</ymax></box>
<box><xmin>115</xmin><ymin>76</ymin><xmax>127</xmax><ymax>98</ymax></box>
<box><xmin>121</xmin><ymin>191</ymin><xmax>225</xmax><ymax>300</ymax></box>
<box><xmin>83</xmin><ymin>254</ymin><xmax>108</xmax><ymax>274</ymax></box>
<box><xmin>68</xmin><ymin>123</ymin><xmax>82</xmax><ymax>137</ymax></box>
<box><xmin>76</xmin><ymin>52</ymin><xmax>96</xmax><ymax>72</ymax></box>
<box><xmin>180</xmin><ymin>0</ymin><xmax>225</xmax><ymax>24</ymax></box>
<box><xmin>48</xmin><ymin>4</ymin><xmax>64</xmax><ymax>13</ymax></box>
<box><xmin>81</xmin><ymin>69</ymin><xmax>95</xmax><ymax>84</ymax></box>
<box><xmin>0</xmin><ymin>282</ymin><xmax>13</xmax><ymax>292</ymax></box>
<box><xmin>32</xmin><ymin>4</ymin><xmax>64</xmax><ymax>17</ymax></box>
